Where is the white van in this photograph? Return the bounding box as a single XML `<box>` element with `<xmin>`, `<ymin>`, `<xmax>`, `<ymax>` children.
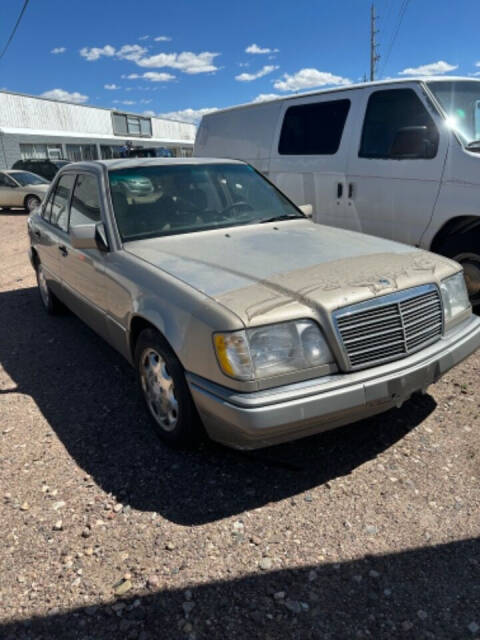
<box><xmin>194</xmin><ymin>77</ymin><xmax>480</xmax><ymax>304</ymax></box>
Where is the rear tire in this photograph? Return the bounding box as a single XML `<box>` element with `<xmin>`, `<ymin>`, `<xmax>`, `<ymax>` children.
<box><xmin>134</xmin><ymin>328</ymin><xmax>202</xmax><ymax>447</ymax></box>
<box><xmin>35</xmin><ymin>261</ymin><xmax>62</xmax><ymax>315</ymax></box>
<box><xmin>437</xmin><ymin>232</ymin><xmax>480</xmax><ymax>308</ymax></box>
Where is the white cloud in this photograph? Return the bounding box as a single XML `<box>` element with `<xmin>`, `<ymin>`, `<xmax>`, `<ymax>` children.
<box><xmin>139</xmin><ymin>35</ymin><xmax>149</xmax><ymax>41</ymax></box>
<box><xmin>80</xmin><ymin>44</ymin><xmax>115</xmax><ymax>61</ymax></box>
<box><xmin>137</xmin><ymin>51</ymin><xmax>220</xmax><ymax>74</ymax></box>
<box><xmin>235</xmin><ymin>65</ymin><xmax>278</xmax><ymax>82</ymax></box>
<box><xmin>274</xmin><ymin>68</ymin><xmax>351</xmax><ymax>91</ymax></box>
<box><xmin>123</xmin><ymin>73</ymin><xmax>140</xmax><ymax>79</ymax></box>
<box><xmin>154</xmin><ymin>36</ymin><xmax>172</xmax><ymax>42</ymax></box>
<box><xmin>41</xmin><ymin>88</ymin><xmax>88</xmax><ymax>104</ymax></box>
<box><xmin>398</xmin><ymin>60</ymin><xmax>458</xmax><ymax>76</ymax></box>
<box><xmin>113</xmin><ymin>99</ymin><xmax>136</xmax><ymax>105</ymax></box>
<box><xmin>143</xmin><ymin>110</ymin><xmax>156</xmax><ymax>116</ymax></box>
<box><xmin>80</xmin><ymin>43</ymin><xmax>219</xmax><ymax>74</ymax></box>
<box><xmin>116</xmin><ymin>44</ymin><xmax>148</xmax><ymax>61</ymax></box>
<box><xmin>157</xmin><ymin>106</ymin><xmax>218</xmax><ymax>124</ymax></box>
<box><xmin>253</xmin><ymin>93</ymin><xmax>280</xmax><ymax>103</ymax></box>
<box><xmin>104</xmin><ymin>83</ymin><xmax>120</xmax><ymax>90</ymax></box>
<box><xmin>246</xmin><ymin>43</ymin><xmax>279</xmax><ymax>55</ymax></box>
<box><xmin>51</xmin><ymin>47</ymin><xmax>66</xmax><ymax>54</ymax></box>
<box><xmin>142</xmin><ymin>71</ymin><xmax>176</xmax><ymax>82</ymax></box>
<box><xmin>140</xmin><ymin>99</ymin><xmax>152</xmax><ymax>104</ymax></box>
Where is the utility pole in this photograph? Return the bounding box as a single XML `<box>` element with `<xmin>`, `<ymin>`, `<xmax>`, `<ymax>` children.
<box><xmin>370</xmin><ymin>3</ymin><xmax>380</xmax><ymax>81</ymax></box>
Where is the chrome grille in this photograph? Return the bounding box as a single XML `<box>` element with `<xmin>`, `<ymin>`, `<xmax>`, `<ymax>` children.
<box><xmin>333</xmin><ymin>285</ymin><xmax>443</xmax><ymax>370</ymax></box>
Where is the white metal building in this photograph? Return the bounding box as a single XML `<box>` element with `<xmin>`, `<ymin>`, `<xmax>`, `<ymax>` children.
<box><xmin>0</xmin><ymin>90</ymin><xmax>196</xmax><ymax>169</ymax></box>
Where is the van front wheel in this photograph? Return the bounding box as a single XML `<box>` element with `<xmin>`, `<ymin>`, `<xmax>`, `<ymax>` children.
<box><xmin>438</xmin><ymin>233</ymin><xmax>480</xmax><ymax>308</ymax></box>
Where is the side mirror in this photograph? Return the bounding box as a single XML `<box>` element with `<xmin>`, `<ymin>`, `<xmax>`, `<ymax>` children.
<box><xmin>70</xmin><ymin>222</ymin><xmax>108</xmax><ymax>251</ymax></box>
<box><xmin>299</xmin><ymin>204</ymin><xmax>313</xmax><ymax>218</ymax></box>
<box><xmin>390</xmin><ymin>126</ymin><xmax>437</xmax><ymax>159</ymax></box>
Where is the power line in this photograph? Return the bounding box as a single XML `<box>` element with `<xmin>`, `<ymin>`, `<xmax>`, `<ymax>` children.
<box><xmin>0</xmin><ymin>0</ymin><xmax>31</xmax><ymax>62</ymax></box>
<box><xmin>381</xmin><ymin>0</ymin><xmax>411</xmax><ymax>75</ymax></box>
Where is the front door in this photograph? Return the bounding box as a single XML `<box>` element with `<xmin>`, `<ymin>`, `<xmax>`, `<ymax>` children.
<box><xmin>345</xmin><ymin>84</ymin><xmax>448</xmax><ymax>246</ymax></box>
<box><xmin>61</xmin><ymin>173</ymin><xmax>109</xmax><ymax>338</ymax></box>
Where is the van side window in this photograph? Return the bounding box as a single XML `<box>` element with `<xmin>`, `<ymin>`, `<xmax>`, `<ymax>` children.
<box><xmin>50</xmin><ymin>174</ymin><xmax>75</xmax><ymax>231</ymax></box>
<box><xmin>279</xmin><ymin>99</ymin><xmax>351</xmax><ymax>155</ymax></box>
<box><xmin>359</xmin><ymin>89</ymin><xmax>439</xmax><ymax>159</ymax></box>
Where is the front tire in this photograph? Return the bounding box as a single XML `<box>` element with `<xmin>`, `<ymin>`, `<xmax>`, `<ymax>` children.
<box><xmin>438</xmin><ymin>232</ymin><xmax>480</xmax><ymax>308</ymax></box>
<box><xmin>135</xmin><ymin>328</ymin><xmax>201</xmax><ymax>447</ymax></box>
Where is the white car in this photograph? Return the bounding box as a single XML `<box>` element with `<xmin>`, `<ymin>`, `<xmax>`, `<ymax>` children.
<box><xmin>0</xmin><ymin>170</ymin><xmax>49</xmax><ymax>211</ymax></box>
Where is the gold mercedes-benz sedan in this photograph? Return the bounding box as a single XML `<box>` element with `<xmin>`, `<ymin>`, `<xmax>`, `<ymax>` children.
<box><xmin>27</xmin><ymin>159</ymin><xmax>480</xmax><ymax>449</ymax></box>
<box><xmin>0</xmin><ymin>169</ymin><xmax>49</xmax><ymax>212</ymax></box>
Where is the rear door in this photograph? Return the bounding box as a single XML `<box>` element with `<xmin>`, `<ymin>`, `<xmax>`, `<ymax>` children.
<box><xmin>345</xmin><ymin>83</ymin><xmax>448</xmax><ymax>245</ymax></box>
<box><xmin>60</xmin><ymin>172</ymin><xmax>109</xmax><ymax>338</ymax></box>
<box><xmin>34</xmin><ymin>173</ymin><xmax>75</xmax><ymax>298</ymax></box>
<box><xmin>268</xmin><ymin>91</ymin><xmax>363</xmax><ymax>229</ymax></box>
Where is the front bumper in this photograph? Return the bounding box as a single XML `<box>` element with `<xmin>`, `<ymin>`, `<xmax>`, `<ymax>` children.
<box><xmin>187</xmin><ymin>315</ymin><xmax>480</xmax><ymax>450</ymax></box>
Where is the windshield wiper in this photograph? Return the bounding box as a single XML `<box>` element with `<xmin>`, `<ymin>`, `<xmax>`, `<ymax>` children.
<box><xmin>258</xmin><ymin>214</ymin><xmax>306</xmax><ymax>224</ymax></box>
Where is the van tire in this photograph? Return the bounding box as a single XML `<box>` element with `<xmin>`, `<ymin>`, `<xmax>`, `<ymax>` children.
<box><xmin>437</xmin><ymin>232</ymin><xmax>480</xmax><ymax>307</ymax></box>
<box><xmin>134</xmin><ymin>328</ymin><xmax>202</xmax><ymax>447</ymax></box>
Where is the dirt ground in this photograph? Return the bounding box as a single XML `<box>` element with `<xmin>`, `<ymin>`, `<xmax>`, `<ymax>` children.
<box><xmin>0</xmin><ymin>209</ymin><xmax>479</xmax><ymax>640</ymax></box>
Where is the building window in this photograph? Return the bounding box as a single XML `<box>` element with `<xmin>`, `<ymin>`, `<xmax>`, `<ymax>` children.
<box><xmin>20</xmin><ymin>143</ymin><xmax>63</xmax><ymax>160</ymax></box>
<box><xmin>100</xmin><ymin>145</ymin><xmax>123</xmax><ymax>159</ymax></box>
<box><xmin>112</xmin><ymin>112</ymin><xmax>152</xmax><ymax>137</ymax></box>
<box><xmin>65</xmin><ymin>144</ymin><xmax>99</xmax><ymax>162</ymax></box>
<box><xmin>278</xmin><ymin>99</ymin><xmax>351</xmax><ymax>155</ymax></box>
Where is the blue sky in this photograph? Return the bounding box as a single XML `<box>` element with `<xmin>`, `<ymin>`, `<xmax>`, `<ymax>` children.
<box><xmin>0</xmin><ymin>0</ymin><xmax>479</xmax><ymax>123</ymax></box>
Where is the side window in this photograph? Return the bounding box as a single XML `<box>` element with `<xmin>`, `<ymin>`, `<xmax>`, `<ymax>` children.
<box><xmin>359</xmin><ymin>89</ymin><xmax>439</xmax><ymax>159</ymax></box>
<box><xmin>50</xmin><ymin>174</ymin><xmax>75</xmax><ymax>231</ymax></box>
<box><xmin>69</xmin><ymin>174</ymin><xmax>102</xmax><ymax>227</ymax></box>
<box><xmin>279</xmin><ymin>99</ymin><xmax>351</xmax><ymax>155</ymax></box>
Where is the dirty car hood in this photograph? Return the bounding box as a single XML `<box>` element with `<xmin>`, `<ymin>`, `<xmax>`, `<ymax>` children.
<box><xmin>125</xmin><ymin>221</ymin><xmax>458</xmax><ymax>325</ymax></box>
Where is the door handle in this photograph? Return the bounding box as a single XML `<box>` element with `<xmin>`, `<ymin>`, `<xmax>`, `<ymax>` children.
<box><xmin>348</xmin><ymin>183</ymin><xmax>354</xmax><ymax>199</ymax></box>
<box><xmin>58</xmin><ymin>245</ymin><xmax>68</xmax><ymax>257</ymax></box>
<box><xmin>34</xmin><ymin>230</ymin><xmax>42</xmax><ymax>238</ymax></box>
<box><xmin>336</xmin><ymin>183</ymin><xmax>343</xmax><ymax>199</ymax></box>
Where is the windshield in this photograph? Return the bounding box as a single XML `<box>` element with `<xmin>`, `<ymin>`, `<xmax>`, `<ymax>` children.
<box><xmin>11</xmin><ymin>171</ymin><xmax>49</xmax><ymax>186</ymax></box>
<box><xmin>427</xmin><ymin>80</ymin><xmax>480</xmax><ymax>145</ymax></box>
<box><xmin>54</xmin><ymin>161</ymin><xmax>70</xmax><ymax>168</ymax></box>
<box><xmin>109</xmin><ymin>163</ymin><xmax>304</xmax><ymax>241</ymax></box>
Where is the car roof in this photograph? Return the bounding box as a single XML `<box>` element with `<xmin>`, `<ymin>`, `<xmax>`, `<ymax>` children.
<box><xmin>66</xmin><ymin>158</ymin><xmax>247</xmax><ymax>172</ymax></box>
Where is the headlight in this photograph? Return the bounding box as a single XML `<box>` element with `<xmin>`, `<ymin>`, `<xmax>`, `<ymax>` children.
<box><xmin>214</xmin><ymin>320</ymin><xmax>334</xmax><ymax>380</ymax></box>
<box><xmin>440</xmin><ymin>272</ymin><xmax>470</xmax><ymax>324</ymax></box>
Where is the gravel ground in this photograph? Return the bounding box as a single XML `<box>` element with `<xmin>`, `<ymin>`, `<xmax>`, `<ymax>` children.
<box><xmin>0</xmin><ymin>209</ymin><xmax>479</xmax><ymax>640</ymax></box>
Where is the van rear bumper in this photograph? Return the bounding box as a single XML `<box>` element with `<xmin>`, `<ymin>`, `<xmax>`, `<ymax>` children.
<box><xmin>187</xmin><ymin>315</ymin><xmax>480</xmax><ymax>450</ymax></box>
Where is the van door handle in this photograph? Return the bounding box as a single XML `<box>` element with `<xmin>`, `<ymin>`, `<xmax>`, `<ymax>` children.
<box><xmin>337</xmin><ymin>183</ymin><xmax>343</xmax><ymax>198</ymax></box>
<box><xmin>58</xmin><ymin>245</ymin><xmax>68</xmax><ymax>257</ymax></box>
<box><xmin>34</xmin><ymin>230</ymin><xmax>42</xmax><ymax>238</ymax></box>
<box><xmin>348</xmin><ymin>183</ymin><xmax>354</xmax><ymax>199</ymax></box>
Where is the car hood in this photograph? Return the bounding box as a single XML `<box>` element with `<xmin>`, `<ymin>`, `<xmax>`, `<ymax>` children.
<box><xmin>125</xmin><ymin>220</ymin><xmax>459</xmax><ymax>326</ymax></box>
